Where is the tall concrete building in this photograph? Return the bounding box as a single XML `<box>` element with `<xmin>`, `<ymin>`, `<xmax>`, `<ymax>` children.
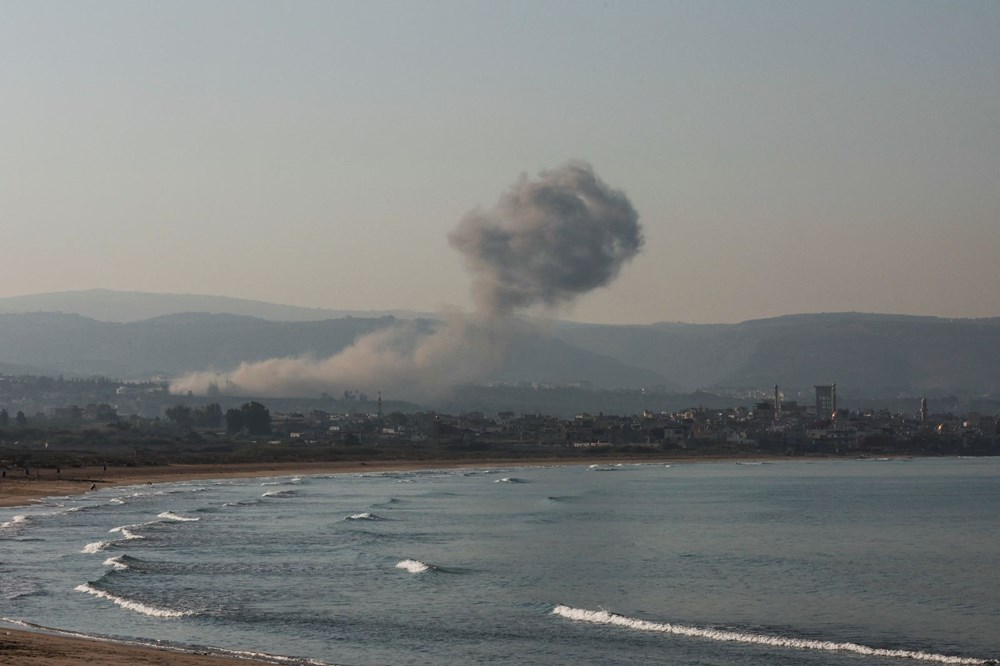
<box><xmin>815</xmin><ymin>384</ymin><xmax>837</xmax><ymax>419</ymax></box>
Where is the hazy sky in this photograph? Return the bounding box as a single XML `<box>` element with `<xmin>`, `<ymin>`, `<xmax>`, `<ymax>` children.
<box><xmin>2</xmin><ymin>1</ymin><xmax>998</xmax><ymax>324</ymax></box>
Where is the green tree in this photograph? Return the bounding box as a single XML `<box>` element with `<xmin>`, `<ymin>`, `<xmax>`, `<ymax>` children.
<box><xmin>241</xmin><ymin>401</ymin><xmax>271</xmax><ymax>435</ymax></box>
<box><xmin>200</xmin><ymin>403</ymin><xmax>223</xmax><ymax>428</ymax></box>
<box><xmin>165</xmin><ymin>404</ymin><xmax>193</xmax><ymax>428</ymax></box>
<box><xmin>225</xmin><ymin>408</ymin><xmax>245</xmax><ymax>435</ymax></box>
<box><xmin>15</xmin><ymin>411</ymin><xmax>27</xmax><ymax>427</ymax></box>
<box><xmin>0</xmin><ymin>409</ymin><xmax>8</xmax><ymax>427</ymax></box>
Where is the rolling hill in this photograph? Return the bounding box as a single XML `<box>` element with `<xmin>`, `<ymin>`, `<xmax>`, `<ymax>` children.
<box><xmin>1</xmin><ymin>290</ymin><xmax>999</xmax><ymax>398</ymax></box>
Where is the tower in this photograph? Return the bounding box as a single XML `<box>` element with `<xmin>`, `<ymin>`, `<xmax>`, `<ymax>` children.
<box><xmin>377</xmin><ymin>391</ymin><xmax>383</xmax><ymax>419</ymax></box>
<box><xmin>920</xmin><ymin>396</ymin><xmax>928</xmax><ymax>422</ymax></box>
<box><xmin>815</xmin><ymin>384</ymin><xmax>837</xmax><ymax>420</ymax></box>
<box><xmin>773</xmin><ymin>385</ymin><xmax>781</xmax><ymax>421</ymax></box>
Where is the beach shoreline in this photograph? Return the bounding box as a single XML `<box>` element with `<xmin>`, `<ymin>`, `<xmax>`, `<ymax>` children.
<box><xmin>1</xmin><ymin>459</ymin><xmax>493</xmax><ymax>508</ymax></box>
<box><xmin>0</xmin><ymin>625</ymin><xmax>264</xmax><ymax>665</ymax></box>
<box><xmin>1</xmin><ymin>456</ymin><xmax>659</xmax><ymax>664</ymax></box>
<box><xmin>0</xmin><ymin>452</ymin><xmax>838</xmax><ymax>665</ymax></box>
<box><xmin>0</xmin><ymin>454</ymin><xmax>798</xmax><ymax>509</ymax></box>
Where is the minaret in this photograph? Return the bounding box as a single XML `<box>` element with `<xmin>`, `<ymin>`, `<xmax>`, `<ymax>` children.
<box><xmin>773</xmin><ymin>385</ymin><xmax>781</xmax><ymax>421</ymax></box>
<box><xmin>377</xmin><ymin>391</ymin><xmax>383</xmax><ymax>420</ymax></box>
<box><xmin>920</xmin><ymin>396</ymin><xmax>928</xmax><ymax>423</ymax></box>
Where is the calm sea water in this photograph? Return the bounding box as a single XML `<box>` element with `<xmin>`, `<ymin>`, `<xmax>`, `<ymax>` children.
<box><xmin>2</xmin><ymin>458</ymin><xmax>998</xmax><ymax>665</ymax></box>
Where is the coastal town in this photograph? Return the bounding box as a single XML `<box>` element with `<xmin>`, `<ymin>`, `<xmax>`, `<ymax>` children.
<box><xmin>1</xmin><ymin>375</ymin><xmax>997</xmax><ymax>469</ymax></box>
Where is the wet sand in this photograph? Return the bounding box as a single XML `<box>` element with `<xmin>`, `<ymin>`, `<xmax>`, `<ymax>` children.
<box><xmin>0</xmin><ymin>456</ymin><xmax>701</xmax><ymax>509</ymax></box>
<box><xmin>0</xmin><ymin>626</ymin><xmax>253</xmax><ymax>665</ymax></box>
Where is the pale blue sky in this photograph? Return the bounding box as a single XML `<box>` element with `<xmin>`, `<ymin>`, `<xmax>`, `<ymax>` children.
<box><xmin>2</xmin><ymin>1</ymin><xmax>998</xmax><ymax>324</ymax></box>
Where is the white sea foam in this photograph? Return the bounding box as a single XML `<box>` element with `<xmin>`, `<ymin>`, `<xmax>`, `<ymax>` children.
<box><xmin>347</xmin><ymin>512</ymin><xmax>378</xmax><ymax>521</ymax></box>
<box><xmin>109</xmin><ymin>524</ymin><xmax>147</xmax><ymax>542</ymax></box>
<box><xmin>82</xmin><ymin>540</ymin><xmax>111</xmax><ymax>554</ymax></box>
<box><xmin>396</xmin><ymin>559</ymin><xmax>432</xmax><ymax>573</ymax></box>
<box><xmin>84</xmin><ymin>523</ymin><xmax>148</xmax><ymax>553</ymax></box>
<box><xmin>223</xmin><ymin>648</ymin><xmax>331</xmax><ymax>665</ymax></box>
<box><xmin>74</xmin><ymin>583</ymin><xmax>193</xmax><ymax>618</ymax></box>
<box><xmin>1</xmin><ymin>514</ymin><xmax>28</xmax><ymax>529</ymax></box>
<box><xmin>103</xmin><ymin>555</ymin><xmax>130</xmax><ymax>571</ymax></box>
<box><xmin>157</xmin><ymin>511</ymin><xmax>200</xmax><ymax>522</ymax></box>
<box><xmin>551</xmin><ymin>606</ymin><xmax>993</xmax><ymax>665</ymax></box>
<box><xmin>262</xmin><ymin>490</ymin><xmax>295</xmax><ymax>498</ymax></box>
<box><xmin>494</xmin><ymin>477</ymin><xmax>524</xmax><ymax>483</ymax></box>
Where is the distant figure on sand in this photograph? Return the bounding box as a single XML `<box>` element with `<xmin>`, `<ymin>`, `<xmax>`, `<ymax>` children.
<box><xmin>90</xmin><ymin>484</ymin><xmax>97</xmax><ymax>490</ymax></box>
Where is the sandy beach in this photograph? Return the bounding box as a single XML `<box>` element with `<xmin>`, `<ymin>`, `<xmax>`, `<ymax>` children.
<box><xmin>0</xmin><ymin>458</ymin><xmax>599</xmax><ymax>509</ymax></box>
<box><xmin>0</xmin><ymin>626</ymin><xmax>257</xmax><ymax>665</ymax></box>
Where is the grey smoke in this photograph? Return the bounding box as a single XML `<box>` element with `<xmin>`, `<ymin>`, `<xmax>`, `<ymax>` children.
<box><xmin>172</xmin><ymin>161</ymin><xmax>643</xmax><ymax>399</ymax></box>
<box><xmin>171</xmin><ymin>314</ymin><xmax>512</xmax><ymax>400</ymax></box>
<box><xmin>449</xmin><ymin>161</ymin><xmax>643</xmax><ymax>317</ymax></box>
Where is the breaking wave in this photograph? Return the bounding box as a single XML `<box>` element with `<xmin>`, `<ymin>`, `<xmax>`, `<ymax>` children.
<box><xmin>109</xmin><ymin>526</ymin><xmax>146</xmax><ymax>540</ymax></box>
<box><xmin>0</xmin><ymin>514</ymin><xmax>28</xmax><ymax>529</ymax></box>
<box><xmin>157</xmin><ymin>511</ymin><xmax>200</xmax><ymax>522</ymax></box>
<box><xmin>84</xmin><ymin>524</ymin><xmax>149</xmax><ymax>553</ymax></box>
<box><xmin>82</xmin><ymin>540</ymin><xmax>112</xmax><ymax>554</ymax></box>
<box><xmin>102</xmin><ymin>555</ymin><xmax>132</xmax><ymax>571</ymax></box>
<box><xmin>396</xmin><ymin>559</ymin><xmax>433</xmax><ymax>574</ymax></box>
<box><xmin>347</xmin><ymin>512</ymin><xmax>379</xmax><ymax>521</ymax></box>
<box><xmin>261</xmin><ymin>489</ymin><xmax>293</xmax><ymax>498</ymax></box>
<box><xmin>74</xmin><ymin>582</ymin><xmax>194</xmax><ymax>618</ymax></box>
<box><xmin>551</xmin><ymin>606</ymin><xmax>995</xmax><ymax>665</ymax></box>
<box><xmin>495</xmin><ymin>477</ymin><xmax>525</xmax><ymax>483</ymax></box>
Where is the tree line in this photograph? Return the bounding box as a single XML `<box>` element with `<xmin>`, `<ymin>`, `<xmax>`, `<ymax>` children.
<box><xmin>165</xmin><ymin>401</ymin><xmax>271</xmax><ymax>436</ymax></box>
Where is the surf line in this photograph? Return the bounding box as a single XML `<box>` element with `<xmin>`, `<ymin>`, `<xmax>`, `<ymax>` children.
<box><xmin>551</xmin><ymin>605</ymin><xmax>997</xmax><ymax>665</ymax></box>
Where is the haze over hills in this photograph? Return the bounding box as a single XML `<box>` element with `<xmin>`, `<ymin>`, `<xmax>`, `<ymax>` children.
<box><xmin>1</xmin><ymin>290</ymin><xmax>999</xmax><ymax>401</ymax></box>
<box><xmin>0</xmin><ymin>311</ymin><xmax>666</xmax><ymax>391</ymax></box>
<box><xmin>554</xmin><ymin>313</ymin><xmax>1000</xmax><ymax>396</ymax></box>
<box><xmin>0</xmin><ymin>289</ymin><xmax>430</xmax><ymax>323</ymax></box>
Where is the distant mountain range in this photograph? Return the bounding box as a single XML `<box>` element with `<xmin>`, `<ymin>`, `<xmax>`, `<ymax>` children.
<box><xmin>1</xmin><ymin>290</ymin><xmax>999</xmax><ymax>398</ymax></box>
<box><xmin>0</xmin><ymin>289</ymin><xmax>429</xmax><ymax>322</ymax></box>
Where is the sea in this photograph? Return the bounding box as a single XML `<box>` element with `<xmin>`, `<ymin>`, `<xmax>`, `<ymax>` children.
<box><xmin>1</xmin><ymin>457</ymin><xmax>998</xmax><ymax>665</ymax></box>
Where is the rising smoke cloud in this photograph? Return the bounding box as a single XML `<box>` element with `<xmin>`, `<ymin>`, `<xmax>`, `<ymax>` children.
<box><xmin>450</xmin><ymin>160</ymin><xmax>643</xmax><ymax>317</ymax></box>
<box><xmin>171</xmin><ymin>161</ymin><xmax>643</xmax><ymax>400</ymax></box>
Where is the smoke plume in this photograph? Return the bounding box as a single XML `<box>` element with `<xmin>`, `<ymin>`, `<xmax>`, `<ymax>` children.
<box><xmin>450</xmin><ymin>160</ymin><xmax>643</xmax><ymax>317</ymax></box>
<box><xmin>171</xmin><ymin>161</ymin><xmax>643</xmax><ymax>400</ymax></box>
<box><xmin>171</xmin><ymin>315</ymin><xmax>513</xmax><ymax>400</ymax></box>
